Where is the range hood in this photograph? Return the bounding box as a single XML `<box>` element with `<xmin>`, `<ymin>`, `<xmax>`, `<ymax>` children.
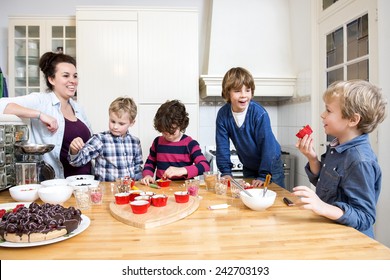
<box><xmin>200</xmin><ymin>0</ymin><xmax>296</xmax><ymax>98</ymax></box>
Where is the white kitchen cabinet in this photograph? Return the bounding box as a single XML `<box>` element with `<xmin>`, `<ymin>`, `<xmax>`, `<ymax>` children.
<box><xmin>76</xmin><ymin>9</ymin><xmax>139</xmax><ymax>134</ymax></box>
<box><xmin>76</xmin><ymin>7</ymin><xmax>199</xmax><ymax>161</ymax></box>
<box><xmin>8</xmin><ymin>17</ymin><xmax>76</xmax><ymax>97</ymax></box>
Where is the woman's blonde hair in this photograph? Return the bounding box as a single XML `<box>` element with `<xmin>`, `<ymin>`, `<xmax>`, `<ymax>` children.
<box><xmin>323</xmin><ymin>80</ymin><xmax>387</xmax><ymax>133</ymax></box>
<box><xmin>221</xmin><ymin>67</ymin><xmax>255</xmax><ymax>102</ymax></box>
<box><xmin>109</xmin><ymin>97</ymin><xmax>137</xmax><ymax>122</ymax></box>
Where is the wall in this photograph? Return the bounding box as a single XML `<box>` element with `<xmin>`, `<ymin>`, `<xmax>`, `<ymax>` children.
<box><xmin>376</xmin><ymin>0</ymin><xmax>390</xmax><ymax>247</ymax></box>
<box><xmin>204</xmin><ymin>0</ymin><xmax>294</xmax><ymax>77</ymax></box>
<box><xmin>0</xmin><ymin>0</ymin><xmax>209</xmax><ymax>78</ymax></box>
<box><xmin>278</xmin><ymin>0</ymin><xmax>312</xmax><ymax>188</ymax></box>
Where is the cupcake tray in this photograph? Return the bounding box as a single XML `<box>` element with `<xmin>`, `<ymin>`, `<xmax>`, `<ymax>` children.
<box><xmin>109</xmin><ymin>196</ymin><xmax>200</xmax><ymax>229</ymax></box>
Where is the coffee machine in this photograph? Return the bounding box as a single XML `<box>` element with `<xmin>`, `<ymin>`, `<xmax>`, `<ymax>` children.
<box><xmin>14</xmin><ymin>143</ymin><xmax>55</xmax><ymax>185</ymax></box>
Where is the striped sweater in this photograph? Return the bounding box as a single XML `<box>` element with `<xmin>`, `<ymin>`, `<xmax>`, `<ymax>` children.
<box><xmin>142</xmin><ymin>134</ymin><xmax>210</xmax><ymax>180</ymax></box>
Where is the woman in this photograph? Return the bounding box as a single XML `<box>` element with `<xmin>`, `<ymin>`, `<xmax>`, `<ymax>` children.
<box><xmin>0</xmin><ymin>52</ymin><xmax>92</xmax><ymax>178</ymax></box>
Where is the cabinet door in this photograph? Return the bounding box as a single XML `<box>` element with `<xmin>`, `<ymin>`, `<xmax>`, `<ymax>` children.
<box><xmin>76</xmin><ymin>17</ymin><xmax>138</xmax><ymax>133</ymax></box>
<box><xmin>8</xmin><ymin>17</ymin><xmax>76</xmax><ymax>97</ymax></box>
<box><xmin>138</xmin><ymin>11</ymin><xmax>198</xmax><ymax>104</ymax></box>
<box><xmin>8</xmin><ymin>19</ymin><xmax>43</xmax><ymax>97</ymax></box>
<box><xmin>76</xmin><ymin>8</ymin><xmax>199</xmax><ymax>155</ymax></box>
<box><xmin>50</xmin><ymin>23</ymin><xmax>76</xmax><ymax>58</ymax></box>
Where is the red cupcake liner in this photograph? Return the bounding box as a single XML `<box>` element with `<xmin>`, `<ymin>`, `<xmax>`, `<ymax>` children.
<box><xmin>296</xmin><ymin>125</ymin><xmax>313</xmax><ymax>138</ymax></box>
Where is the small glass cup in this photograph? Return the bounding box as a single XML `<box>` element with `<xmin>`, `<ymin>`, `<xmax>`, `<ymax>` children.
<box><xmin>215</xmin><ymin>179</ymin><xmax>228</xmax><ymax>195</ymax></box>
<box><xmin>73</xmin><ymin>187</ymin><xmax>91</xmax><ymax>210</ymax></box>
<box><xmin>230</xmin><ymin>182</ymin><xmax>241</xmax><ymax>198</ymax></box>
<box><xmin>116</xmin><ymin>177</ymin><xmax>131</xmax><ymax>193</ymax></box>
<box><xmin>89</xmin><ymin>185</ymin><xmax>103</xmax><ymax>205</ymax></box>
<box><xmin>185</xmin><ymin>179</ymin><xmax>200</xmax><ymax>196</ymax></box>
<box><xmin>203</xmin><ymin>171</ymin><xmax>218</xmax><ymax>191</ymax></box>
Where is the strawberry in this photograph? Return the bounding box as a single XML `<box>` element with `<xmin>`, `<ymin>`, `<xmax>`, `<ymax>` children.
<box><xmin>0</xmin><ymin>209</ymin><xmax>6</xmax><ymax>218</ymax></box>
<box><xmin>0</xmin><ymin>204</ymin><xmax>25</xmax><ymax>218</ymax></box>
<box><xmin>12</xmin><ymin>204</ymin><xmax>25</xmax><ymax>213</ymax></box>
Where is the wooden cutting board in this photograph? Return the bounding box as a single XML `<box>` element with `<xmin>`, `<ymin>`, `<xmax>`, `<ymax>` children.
<box><xmin>109</xmin><ymin>196</ymin><xmax>200</xmax><ymax>229</ymax></box>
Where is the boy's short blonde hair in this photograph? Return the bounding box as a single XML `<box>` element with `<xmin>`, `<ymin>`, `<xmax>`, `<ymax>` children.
<box><xmin>109</xmin><ymin>97</ymin><xmax>137</xmax><ymax>122</ymax></box>
<box><xmin>323</xmin><ymin>80</ymin><xmax>387</xmax><ymax>134</ymax></box>
<box><xmin>221</xmin><ymin>67</ymin><xmax>255</xmax><ymax>102</ymax></box>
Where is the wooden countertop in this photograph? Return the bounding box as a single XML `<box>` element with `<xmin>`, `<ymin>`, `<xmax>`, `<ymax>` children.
<box><xmin>1</xmin><ymin>181</ymin><xmax>390</xmax><ymax>260</ymax></box>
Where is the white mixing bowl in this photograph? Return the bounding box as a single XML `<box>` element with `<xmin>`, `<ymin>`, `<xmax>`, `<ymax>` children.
<box><xmin>9</xmin><ymin>184</ymin><xmax>42</xmax><ymax>202</ymax></box>
<box><xmin>40</xmin><ymin>179</ymin><xmax>69</xmax><ymax>187</ymax></box>
<box><xmin>38</xmin><ymin>185</ymin><xmax>73</xmax><ymax>205</ymax></box>
<box><xmin>240</xmin><ymin>189</ymin><xmax>276</xmax><ymax>211</ymax></box>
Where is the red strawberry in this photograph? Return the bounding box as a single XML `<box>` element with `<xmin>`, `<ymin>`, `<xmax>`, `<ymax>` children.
<box><xmin>0</xmin><ymin>209</ymin><xmax>6</xmax><ymax>218</ymax></box>
<box><xmin>12</xmin><ymin>204</ymin><xmax>25</xmax><ymax>213</ymax></box>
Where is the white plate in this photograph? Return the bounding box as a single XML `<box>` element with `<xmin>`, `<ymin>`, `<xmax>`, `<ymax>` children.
<box><xmin>0</xmin><ymin>203</ymin><xmax>90</xmax><ymax>248</ymax></box>
<box><xmin>0</xmin><ymin>202</ymin><xmax>31</xmax><ymax>210</ymax></box>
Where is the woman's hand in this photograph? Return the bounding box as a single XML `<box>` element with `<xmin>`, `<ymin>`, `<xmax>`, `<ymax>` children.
<box><xmin>140</xmin><ymin>175</ymin><xmax>154</xmax><ymax>186</ymax></box>
<box><xmin>69</xmin><ymin>137</ymin><xmax>85</xmax><ymax>155</ymax></box>
<box><xmin>39</xmin><ymin>112</ymin><xmax>59</xmax><ymax>133</ymax></box>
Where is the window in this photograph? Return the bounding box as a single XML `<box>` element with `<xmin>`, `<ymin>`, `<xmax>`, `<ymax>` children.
<box><xmin>325</xmin><ymin>14</ymin><xmax>369</xmax><ymax>86</ymax></box>
<box><xmin>323</xmin><ymin>0</ymin><xmax>339</xmax><ymax>10</ymax></box>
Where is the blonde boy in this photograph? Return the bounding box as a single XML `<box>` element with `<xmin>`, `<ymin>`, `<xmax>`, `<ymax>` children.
<box><xmin>69</xmin><ymin>97</ymin><xmax>143</xmax><ymax>181</ymax></box>
<box><xmin>294</xmin><ymin>80</ymin><xmax>387</xmax><ymax>238</ymax></box>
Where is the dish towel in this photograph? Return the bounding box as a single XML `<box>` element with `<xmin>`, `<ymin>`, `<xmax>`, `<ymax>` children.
<box><xmin>0</xmin><ymin>67</ymin><xmax>9</xmax><ymax>98</ymax></box>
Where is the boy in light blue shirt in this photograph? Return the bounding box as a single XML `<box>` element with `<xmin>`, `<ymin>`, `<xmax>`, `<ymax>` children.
<box><xmin>294</xmin><ymin>80</ymin><xmax>387</xmax><ymax>238</ymax></box>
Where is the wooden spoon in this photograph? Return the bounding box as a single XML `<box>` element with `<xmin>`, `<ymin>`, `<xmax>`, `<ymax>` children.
<box><xmin>263</xmin><ymin>174</ymin><xmax>271</xmax><ymax>197</ymax></box>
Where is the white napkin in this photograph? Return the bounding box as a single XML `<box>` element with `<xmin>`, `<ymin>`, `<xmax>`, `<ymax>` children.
<box><xmin>208</xmin><ymin>204</ymin><xmax>230</xmax><ymax>210</ymax></box>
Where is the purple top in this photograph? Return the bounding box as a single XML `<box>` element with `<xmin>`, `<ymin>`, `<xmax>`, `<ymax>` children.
<box><xmin>61</xmin><ymin>118</ymin><xmax>92</xmax><ymax>177</ymax></box>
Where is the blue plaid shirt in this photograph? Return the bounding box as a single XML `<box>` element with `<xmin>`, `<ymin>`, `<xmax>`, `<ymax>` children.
<box><xmin>69</xmin><ymin>131</ymin><xmax>143</xmax><ymax>182</ymax></box>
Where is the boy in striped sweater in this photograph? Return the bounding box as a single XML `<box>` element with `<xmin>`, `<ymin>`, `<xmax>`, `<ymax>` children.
<box><xmin>141</xmin><ymin>100</ymin><xmax>210</xmax><ymax>185</ymax></box>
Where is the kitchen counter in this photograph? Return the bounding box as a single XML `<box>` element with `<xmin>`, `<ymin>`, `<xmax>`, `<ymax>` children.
<box><xmin>1</xmin><ymin>181</ymin><xmax>390</xmax><ymax>260</ymax></box>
